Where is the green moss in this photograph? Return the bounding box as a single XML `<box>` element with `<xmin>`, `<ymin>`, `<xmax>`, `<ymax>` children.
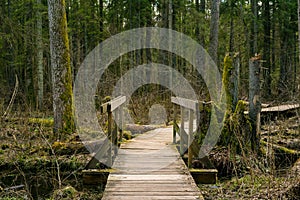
<box><xmin>123</xmin><ymin>130</ymin><xmax>132</xmax><ymax>140</ymax></box>
<box><xmin>52</xmin><ymin>185</ymin><xmax>78</xmax><ymax>200</ymax></box>
<box><xmin>261</xmin><ymin>140</ymin><xmax>299</xmax><ymax>155</ymax></box>
<box><xmin>103</xmin><ymin>96</ymin><xmax>111</xmax><ymax>103</ymax></box>
<box><xmin>189</xmin><ymin>168</ymin><xmax>218</xmax><ymax>173</ymax></box>
<box><xmin>222</xmin><ymin>54</ymin><xmax>234</xmax><ymax>111</ymax></box>
<box><xmin>28</xmin><ymin>118</ymin><xmax>54</xmax><ymax>127</ymax></box>
<box><xmin>234</xmin><ymin>100</ymin><xmax>247</xmax><ymax>114</ymax></box>
<box><xmin>58</xmin><ymin>1</ymin><xmax>75</xmax><ymax>135</ymax></box>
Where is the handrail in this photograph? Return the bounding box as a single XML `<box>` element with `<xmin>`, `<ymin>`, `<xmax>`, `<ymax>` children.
<box><xmin>171</xmin><ymin>96</ymin><xmax>199</xmax><ymax>168</ymax></box>
<box><xmin>85</xmin><ymin>96</ymin><xmax>126</xmax><ymax>169</ymax></box>
<box><xmin>171</xmin><ymin>96</ymin><xmax>198</xmax><ymax>111</ymax></box>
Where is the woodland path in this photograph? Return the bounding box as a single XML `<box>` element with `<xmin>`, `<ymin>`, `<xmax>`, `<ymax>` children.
<box><xmin>101</xmin><ymin>127</ymin><xmax>203</xmax><ymax>200</ymax></box>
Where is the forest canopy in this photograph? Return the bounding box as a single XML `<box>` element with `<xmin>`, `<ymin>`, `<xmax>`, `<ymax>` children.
<box><xmin>0</xmin><ymin>0</ymin><xmax>299</xmax><ymax>116</ymax></box>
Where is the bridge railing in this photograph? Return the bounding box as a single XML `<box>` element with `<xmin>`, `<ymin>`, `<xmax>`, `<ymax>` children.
<box><xmin>85</xmin><ymin>96</ymin><xmax>126</xmax><ymax>169</ymax></box>
<box><xmin>171</xmin><ymin>96</ymin><xmax>199</xmax><ymax>168</ymax></box>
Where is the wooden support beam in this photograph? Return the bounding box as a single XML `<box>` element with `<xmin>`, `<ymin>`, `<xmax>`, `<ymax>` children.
<box><xmin>118</xmin><ymin>106</ymin><xmax>124</xmax><ymax>144</ymax></box>
<box><xmin>173</xmin><ymin>105</ymin><xmax>177</xmax><ymax>144</ymax></box>
<box><xmin>180</xmin><ymin>107</ymin><xmax>185</xmax><ymax>156</ymax></box>
<box><xmin>188</xmin><ymin>109</ymin><xmax>193</xmax><ymax>168</ymax></box>
<box><xmin>107</xmin><ymin>109</ymin><xmax>113</xmax><ymax>167</ymax></box>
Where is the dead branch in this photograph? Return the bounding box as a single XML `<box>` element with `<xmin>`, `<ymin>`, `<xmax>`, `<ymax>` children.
<box><xmin>2</xmin><ymin>74</ymin><xmax>19</xmax><ymax>119</ymax></box>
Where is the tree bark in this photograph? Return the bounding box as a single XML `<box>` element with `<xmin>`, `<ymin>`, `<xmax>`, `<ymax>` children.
<box><xmin>209</xmin><ymin>0</ymin><xmax>220</xmax><ymax>64</ymax></box>
<box><xmin>262</xmin><ymin>0</ymin><xmax>271</xmax><ymax>98</ymax></box>
<box><xmin>298</xmin><ymin>0</ymin><xmax>300</xmax><ymax>65</ymax></box>
<box><xmin>250</xmin><ymin>0</ymin><xmax>258</xmax><ymax>56</ymax></box>
<box><xmin>249</xmin><ymin>56</ymin><xmax>261</xmax><ymax>152</ymax></box>
<box><xmin>36</xmin><ymin>0</ymin><xmax>43</xmax><ymax>110</ymax></box>
<box><xmin>223</xmin><ymin>54</ymin><xmax>239</xmax><ymax>112</ymax></box>
<box><xmin>229</xmin><ymin>0</ymin><xmax>234</xmax><ymax>52</ymax></box>
<box><xmin>48</xmin><ymin>0</ymin><xmax>75</xmax><ymax>136</ymax></box>
<box><xmin>298</xmin><ymin>0</ymin><xmax>300</xmax><ymax>97</ymax></box>
<box><xmin>195</xmin><ymin>0</ymin><xmax>206</xmax><ymax>46</ymax></box>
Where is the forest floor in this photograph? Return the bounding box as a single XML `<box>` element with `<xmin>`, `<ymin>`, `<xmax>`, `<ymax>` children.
<box><xmin>199</xmin><ymin>116</ymin><xmax>300</xmax><ymax>200</ymax></box>
<box><xmin>0</xmin><ymin>114</ymin><xmax>299</xmax><ymax>199</ymax></box>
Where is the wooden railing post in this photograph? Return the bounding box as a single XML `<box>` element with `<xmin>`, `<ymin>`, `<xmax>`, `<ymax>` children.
<box><xmin>188</xmin><ymin>109</ymin><xmax>193</xmax><ymax>168</ymax></box>
<box><xmin>171</xmin><ymin>96</ymin><xmax>199</xmax><ymax>167</ymax></box>
<box><xmin>107</xmin><ymin>106</ymin><xmax>112</xmax><ymax>167</ymax></box>
<box><xmin>119</xmin><ymin>105</ymin><xmax>123</xmax><ymax>145</ymax></box>
<box><xmin>180</xmin><ymin>106</ymin><xmax>185</xmax><ymax>156</ymax></box>
<box><xmin>85</xmin><ymin>96</ymin><xmax>126</xmax><ymax>169</ymax></box>
<box><xmin>112</xmin><ymin>110</ymin><xmax>118</xmax><ymax>156</ymax></box>
<box><xmin>173</xmin><ymin>105</ymin><xmax>176</xmax><ymax>144</ymax></box>
<box><xmin>195</xmin><ymin>102</ymin><xmax>199</xmax><ymax>132</ymax></box>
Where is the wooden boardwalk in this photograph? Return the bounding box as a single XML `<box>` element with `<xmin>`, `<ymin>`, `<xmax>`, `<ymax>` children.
<box><xmin>101</xmin><ymin>127</ymin><xmax>203</xmax><ymax>200</ymax></box>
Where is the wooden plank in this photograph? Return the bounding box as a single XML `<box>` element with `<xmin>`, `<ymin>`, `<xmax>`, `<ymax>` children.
<box><xmin>171</xmin><ymin>96</ymin><xmax>198</xmax><ymax>111</ymax></box>
<box><xmin>102</xmin><ymin>196</ymin><xmax>201</xmax><ymax>200</ymax></box>
<box><xmin>103</xmin><ymin>191</ymin><xmax>201</xmax><ymax>196</ymax></box>
<box><xmin>107</xmin><ymin>174</ymin><xmax>191</xmax><ymax>181</ymax></box>
<box><xmin>105</xmin><ymin>187</ymin><xmax>199</xmax><ymax>192</ymax></box>
<box><xmin>244</xmin><ymin>103</ymin><xmax>299</xmax><ymax>114</ymax></box>
<box><xmin>100</xmin><ymin>96</ymin><xmax>126</xmax><ymax>114</ymax></box>
<box><xmin>110</xmin><ymin>96</ymin><xmax>126</xmax><ymax>112</ymax></box>
<box><xmin>101</xmin><ymin>127</ymin><xmax>203</xmax><ymax>200</ymax></box>
<box><xmin>261</xmin><ymin>104</ymin><xmax>299</xmax><ymax>112</ymax></box>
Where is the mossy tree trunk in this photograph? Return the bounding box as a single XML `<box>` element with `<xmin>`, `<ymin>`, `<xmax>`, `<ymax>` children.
<box><xmin>220</xmin><ymin>54</ymin><xmax>253</xmax><ymax>154</ymax></box>
<box><xmin>223</xmin><ymin>54</ymin><xmax>239</xmax><ymax>112</ymax></box>
<box><xmin>48</xmin><ymin>0</ymin><xmax>75</xmax><ymax>136</ymax></box>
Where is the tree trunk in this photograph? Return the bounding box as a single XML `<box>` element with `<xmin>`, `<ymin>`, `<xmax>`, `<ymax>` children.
<box><xmin>209</xmin><ymin>0</ymin><xmax>220</xmax><ymax>64</ymax></box>
<box><xmin>298</xmin><ymin>0</ymin><xmax>300</xmax><ymax>101</ymax></box>
<box><xmin>195</xmin><ymin>0</ymin><xmax>206</xmax><ymax>46</ymax></box>
<box><xmin>36</xmin><ymin>0</ymin><xmax>43</xmax><ymax>110</ymax></box>
<box><xmin>229</xmin><ymin>0</ymin><xmax>234</xmax><ymax>52</ymax></box>
<box><xmin>48</xmin><ymin>0</ymin><xmax>75</xmax><ymax>136</ymax></box>
<box><xmin>223</xmin><ymin>54</ymin><xmax>239</xmax><ymax>112</ymax></box>
<box><xmin>250</xmin><ymin>0</ymin><xmax>258</xmax><ymax>56</ymax></box>
<box><xmin>262</xmin><ymin>0</ymin><xmax>271</xmax><ymax>98</ymax></box>
<box><xmin>99</xmin><ymin>0</ymin><xmax>103</xmax><ymax>41</ymax></box>
<box><xmin>249</xmin><ymin>56</ymin><xmax>261</xmax><ymax>152</ymax></box>
<box><xmin>298</xmin><ymin>0</ymin><xmax>300</xmax><ymax>66</ymax></box>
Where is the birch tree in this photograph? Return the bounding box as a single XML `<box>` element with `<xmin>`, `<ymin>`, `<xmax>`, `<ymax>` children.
<box><xmin>48</xmin><ymin>0</ymin><xmax>75</xmax><ymax>136</ymax></box>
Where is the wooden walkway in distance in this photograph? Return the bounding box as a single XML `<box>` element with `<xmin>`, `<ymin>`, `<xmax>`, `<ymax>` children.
<box><xmin>261</xmin><ymin>103</ymin><xmax>299</xmax><ymax>112</ymax></box>
<box><xmin>101</xmin><ymin>127</ymin><xmax>203</xmax><ymax>200</ymax></box>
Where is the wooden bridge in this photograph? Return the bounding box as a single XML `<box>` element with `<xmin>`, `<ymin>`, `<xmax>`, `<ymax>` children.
<box><xmin>101</xmin><ymin>127</ymin><xmax>203</xmax><ymax>200</ymax></box>
<box><xmin>83</xmin><ymin>96</ymin><xmax>205</xmax><ymax>200</ymax></box>
<box><xmin>83</xmin><ymin>96</ymin><xmax>300</xmax><ymax>199</ymax></box>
